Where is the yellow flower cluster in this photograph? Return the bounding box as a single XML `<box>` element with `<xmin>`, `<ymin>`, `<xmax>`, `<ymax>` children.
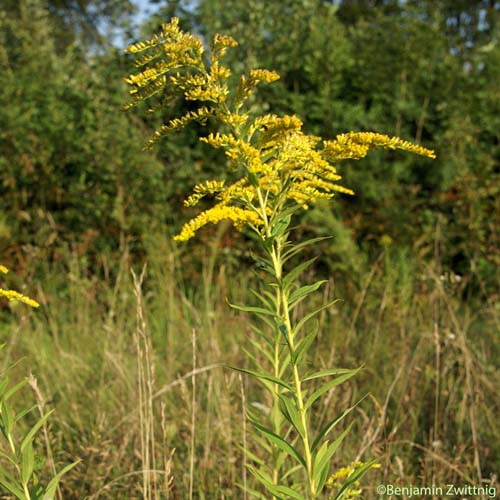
<box><xmin>145</xmin><ymin>107</ymin><xmax>213</xmax><ymax>148</ymax></box>
<box><xmin>125</xmin><ymin>19</ymin><xmax>436</xmax><ymax>242</ymax></box>
<box><xmin>0</xmin><ymin>265</ymin><xmax>39</xmax><ymax>308</ymax></box>
<box><xmin>324</xmin><ymin>132</ymin><xmax>436</xmax><ymax>161</ymax></box>
<box><xmin>327</xmin><ymin>461</ymin><xmax>380</xmax><ymax>499</ymax></box>
<box><xmin>174</xmin><ymin>205</ymin><xmax>262</xmax><ymax>241</ymax></box>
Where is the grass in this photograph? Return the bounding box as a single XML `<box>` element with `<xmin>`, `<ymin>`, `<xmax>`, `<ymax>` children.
<box><xmin>0</xmin><ymin>232</ymin><xmax>498</xmax><ymax>498</ymax></box>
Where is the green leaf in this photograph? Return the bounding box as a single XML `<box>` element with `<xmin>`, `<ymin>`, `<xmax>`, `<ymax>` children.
<box><xmin>21</xmin><ymin>441</ymin><xmax>34</xmax><ymax>486</ymax></box>
<box><xmin>20</xmin><ymin>410</ymin><xmax>54</xmax><ymax>453</ymax></box>
<box><xmin>252</xmin><ymin>421</ymin><xmax>306</xmax><ymax>468</ymax></box>
<box><xmin>333</xmin><ymin>460</ymin><xmax>379</xmax><ymax>500</ymax></box>
<box><xmin>279</xmin><ymin>394</ymin><xmax>306</xmax><ymax>439</ymax></box>
<box><xmin>291</xmin><ymin>326</ymin><xmax>319</xmax><ymax>365</ymax></box>
<box><xmin>305</xmin><ymin>369</ymin><xmax>361</xmax><ymax>410</ymax></box>
<box><xmin>247</xmin><ymin>465</ymin><xmax>286</xmax><ymax>500</ymax></box>
<box><xmin>42</xmin><ymin>460</ymin><xmax>80</xmax><ymax>500</ymax></box>
<box><xmin>15</xmin><ymin>405</ymin><xmax>37</xmax><ymax>424</ymax></box>
<box><xmin>236</xmin><ymin>483</ymin><xmax>267</xmax><ymax>500</ymax></box>
<box><xmin>311</xmin><ymin>397</ymin><xmax>367</xmax><ymax>452</ymax></box>
<box><xmin>238</xmin><ymin>445</ymin><xmax>265</xmax><ymax>467</ymax></box>
<box><xmin>281</xmin><ymin>257</ymin><xmax>317</xmax><ymax>293</ymax></box>
<box><xmin>282</xmin><ymin>237</ymin><xmax>332</xmax><ymax>263</ymax></box>
<box><xmin>229</xmin><ymin>302</ymin><xmax>276</xmax><ymax>329</ymax></box>
<box><xmin>250</xmin><ymin>289</ymin><xmax>275</xmax><ymax>310</ymax></box>
<box><xmin>303</xmin><ymin>368</ymin><xmax>358</xmax><ymax>382</ymax></box>
<box><xmin>249</xmin><ymin>324</ymin><xmax>274</xmax><ymax>348</ymax></box>
<box><xmin>281</xmin><ymin>464</ymin><xmax>302</xmax><ymax>481</ymax></box>
<box><xmin>226</xmin><ymin>366</ymin><xmax>293</xmax><ymax>392</ymax></box>
<box><xmin>278</xmin><ymin>349</ymin><xmax>292</xmax><ymax>378</ymax></box>
<box><xmin>0</xmin><ymin>449</ymin><xmax>18</xmax><ymax>468</ymax></box>
<box><xmin>0</xmin><ymin>472</ymin><xmax>26</xmax><ymax>499</ymax></box>
<box><xmin>293</xmin><ymin>300</ymin><xmax>341</xmax><ymax>336</ymax></box>
<box><xmin>4</xmin><ymin>379</ymin><xmax>28</xmax><ymax>401</ymax></box>
<box><xmin>289</xmin><ymin>280</ymin><xmax>327</xmax><ymax>309</ymax></box>
<box><xmin>228</xmin><ymin>302</ymin><xmax>275</xmax><ymax>317</ymax></box>
<box><xmin>270</xmin><ymin>215</ymin><xmax>291</xmax><ymax>239</ymax></box>
<box><xmin>0</xmin><ymin>377</ymin><xmax>9</xmax><ymax>398</ymax></box>
<box><xmin>248</xmin><ymin>427</ymin><xmax>273</xmax><ymax>454</ymax></box>
<box><xmin>1</xmin><ymin>400</ymin><xmax>15</xmax><ymax>436</ymax></box>
<box><xmin>273</xmin><ymin>484</ymin><xmax>305</xmax><ymax>500</ymax></box>
<box><xmin>247</xmin><ymin>465</ymin><xmax>305</xmax><ymax>500</ymax></box>
<box><xmin>313</xmin><ymin>424</ymin><xmax>353</xmax><ymax>494</ymax></box>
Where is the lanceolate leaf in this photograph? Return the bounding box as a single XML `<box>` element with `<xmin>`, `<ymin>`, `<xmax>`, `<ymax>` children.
<box><xmin>236</xmin><ymin>483</ymin><xmax>267</xmax><ymax>500</ymax></box>
<box><xmin>270</xmin><ymin>215</ymin><xmax>292</xmax><ymax>239</ymax></box>
<box><xmin>291</xmin><ymin>326</ymin><xmax>319</xmax><ymax>365</ymax></box>
<box><xmin>279</xmin><ymin>394</ymin><xmax>306</xmax><ymax>439</ymax></box>
<box><xmin>247</xmin><ymin>465</ymin><xmax>287</xmax><ymax>500</ymax></box>
<box><xmin>313</xmin><ymin>424</ymin><xmax>353</xmax><ymax>494</ymax></box>
<box><xmin>305</xmin><ymin>369</ymin><xmax>361</xmax><ymax>410</ymax></box>
<box><xmin>272</xmin><ymin>484</ymin><xmax>305</xmax><ymax>500</ymax></box>
<box><xmin>251</xmin><ymin>421</ymin><xmax>306</xmax><ymax>468</ymax></box>
<box><xmin>311</xmin><ymin>396</ymin><xmax>368</xmax><ymax>452</ymax></box>
<box><xmin>0</xmin><ymin>377</ymin><xmax>10</xmax><ymax>398</ymax></box>
<box><xmin>289</xmin><ymin>280</ymin><xmax>328</xmax><ymax>309</ymax></box>
<box><xmin>282</xmin><ymin>237</ymin><xmax>332</xmax><ymax>263</ymax></box>
<box><xmin>303</xmin><ymin>367</ymin><xmax>359</xmax><ymax>382</ymax></box>
<box><xmin>238</xmin><ymin>444</ymin><xmax>266</xmax><ymax>467</ymax></box>
<box><xmin>229</xmin><ymin>301</ymin><xmax>276</xmax><ymax>329</ymax></box>
<box><xmin>0</xmin><ymin>472</ymin><xmax>26</xmax><ymax>499</ymax></box>
<box><xmin>4</xmin><ymin>379</ymin><xmax>28</xmax><ymax>401</ymax></box>
<box><xmin>281</xmin><ymin>258</ymin><xmax>317</xmax><ymax>293</ymax></box>
<box><xmin>20</xmin><ymin>411</ymin><xmax>54</xmax><ymax>453</ymax></box>
<box><xmin>245</xmin><ymin>334</ymin><xmax>280</xmax><ymax>369</ymax></box>
<box><xmin>250</xmin><ymin>289</ymin><xmax>276</xmax><ymax>310</ymax></box>
<box><xmin>226</xmin><ymin>366</ymin><xmax>293</xmax><ymax>392</ymax></box>
<box><xmin>42</xmin><ymin>460</ymin><xmax>81</xmax><ymax>500</ymax></box>
<box><xmin>21</xmin><ymin>441</ymin><xmax>34</xmax><ymax>486</ymax></box>
<box><xmin>293</xmin><ymin>300</ymin><xmax>341</xmax><ymax>336</ymax></box>
<box><xmin>248</xmin><ymin>464</ymin><xmax>306</xmax><ymax>500</ymax></box>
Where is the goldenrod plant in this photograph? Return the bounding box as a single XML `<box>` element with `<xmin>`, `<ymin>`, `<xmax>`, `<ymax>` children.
<box><xmin>125</xmin><ymin>18</ymin><xmax>435</xmax><ymax>499</ymax></box>
<box><xmin>0</xmin><ymin>265</ymin><xmax>78</xmax><ymax>499</ymax></box>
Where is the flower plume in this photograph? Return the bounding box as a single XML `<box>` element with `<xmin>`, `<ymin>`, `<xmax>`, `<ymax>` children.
<box><xmin>125</xmin><ymin>18</ymin><xmax>436</xmax><ymax>241</ymax></box>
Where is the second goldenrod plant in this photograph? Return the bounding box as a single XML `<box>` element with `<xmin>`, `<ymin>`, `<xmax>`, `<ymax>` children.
<box><xmin>0</xmin><ymin>265</ymin><xmax>78</xmax><ymax>499</ymax></box>
<box><xmin>125</xmin><ymin>18</ymin><xmax>435</xmax><ymax>499</ymax></box>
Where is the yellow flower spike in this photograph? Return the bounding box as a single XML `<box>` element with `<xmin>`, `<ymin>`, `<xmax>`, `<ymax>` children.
<box><xmin>184</xmin><ymin>180</ymin><xmax>227</xmax><ymax>207</ymax></box>
<box><xmin>0</xmin><ymin>264</ymin><xmax>39</xmax><ymax>308</ymax></box>
<box><xmin>324</xmin><ymin>131</ymin><xmax>436</xmax><ymax>161</ymax></box>
<box><xmin>173</xmin><ymin>205</ymin><xmax>262</xmax><ymax>242</ymax></box>
<box><xmin>0</xmin><ymin>289</ymin><xmax>40</xmax><ymax>308</ymax></box>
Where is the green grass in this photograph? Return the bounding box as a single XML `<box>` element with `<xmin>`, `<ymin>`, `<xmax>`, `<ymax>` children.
<box><xmin>1</xmin><ymin>235</ymin><xmax>498</xmax><ymax>499</ymax></box>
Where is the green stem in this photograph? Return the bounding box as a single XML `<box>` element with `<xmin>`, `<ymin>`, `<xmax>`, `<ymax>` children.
<box><xmin>281</xmin><ymin>285</ymin><xmax>316</xmax><ymax>499</ymax></box>
<box><xmin>257</xmin><ymin>195</ymin><xmax>316</xmax><ymax>499</ymax></box>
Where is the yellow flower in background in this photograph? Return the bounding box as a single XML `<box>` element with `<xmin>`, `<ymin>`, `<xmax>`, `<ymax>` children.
<box><xmin>0</xmin><ymin>265</ymin><xmax>39</xmax><ymax>308</ymax></box>
<box><xmin>125</xmin><ymin>18</ymin><xmax>436</xmax><ymax>242</ymax></box>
